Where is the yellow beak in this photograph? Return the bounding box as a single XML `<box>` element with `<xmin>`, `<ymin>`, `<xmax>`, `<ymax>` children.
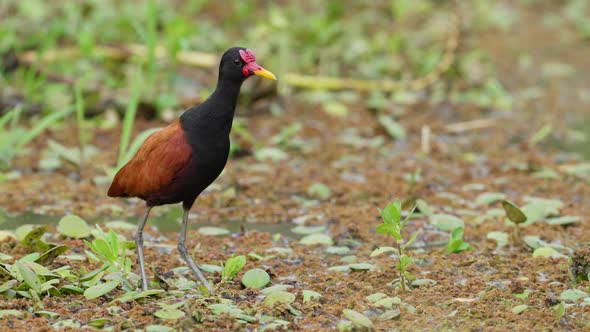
<box><xmin>253</xmin><ymin>68</ymin><xmax>277</xmax><ymax>80</ymax></box>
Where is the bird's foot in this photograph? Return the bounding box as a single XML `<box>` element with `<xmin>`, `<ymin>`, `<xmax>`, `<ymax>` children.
<box><xmin>177</xmin><ymin>243</ymin><xmax>214</xmax><ymax>294</ymax></box>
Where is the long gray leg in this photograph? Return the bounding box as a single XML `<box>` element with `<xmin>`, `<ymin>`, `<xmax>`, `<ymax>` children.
<box><xmin>178</xmin><ymin>208</ymin><xmax>213</xmax><ymax>293</ymax></box>
<box><xmin>135</xmin><ymin>207</ymin><xmax>152</xmax><ymax>291</ymax></box>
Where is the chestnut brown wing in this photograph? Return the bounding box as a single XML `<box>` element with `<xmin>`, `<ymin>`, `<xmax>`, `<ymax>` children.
<box><xmin>108</xmin><ymin>119</ymin><xmax>192</xmax><ymax>199</ymax></box>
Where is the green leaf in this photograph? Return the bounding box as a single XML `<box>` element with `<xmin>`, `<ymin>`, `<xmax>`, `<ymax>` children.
<box><xmin>88</xmin><ymin>238</ymin><xmax>117</xmax><ymax>263</ymax></box>
<box><xmin>375</xmin><ymin>223</ymin><xmax>399</xmax><ymax>238</ymax></box>
<box><xmin>398</xmin><ymin>254</ymin><xmax>412</xmax><ymax>270</ymax></box>
<box><xmin>57</xmin><ymin>215</ymin><xmax>90</xmax><ymax>238</ymax></box>
<box><xmin>445</xmin><ymin>227</ymin><xmax>471</xmax><ymax>254</ymax></box>
<box><xmin>87</xmin><ymin>318</ymin><xmax>110</xmax><ymax>329</ymax></box>
<box><xmin>84</xmin><ymin>279</ymin><xmax>121</xmax><ymax>299</ymax></box>
<box><xmin>35</xmin><ymin>245</ymin><xmax>68</xmax><ymax>266</ymax></box>
<box><xmin>302</xmin><ymin>290</ymin><xmax>322</xmax><ymax>303</ymax></box>
<box><xmin>401</xmin><ymin>204</ymin><xmax>417</xmax><ymax>227</ymax></box>
<box><xmin>326</xmin><ymin>246</ymin><xmax>350</xmax><ymax>255</ymax></box>
<box><xmin>21</xmin><ymin>225</ymin><xmax>49</xmax><ymax>252</ymax></box>
<box><xmin>402</xmin><ymin>231</ymin><xmax>420</xmax><ymax>250</ymax></box>
<box><xmin>254</xmin><ymin>147</ymin><xmax>288</xmax><ymax>162</ymax></box>
<box><xmin>307</xmin><ymin>183</ymin><xmax>331</xmax><ymax>199</ymax></box>
<box><xmin>154</xmin><ymin>307</ymin><xmax>185</xmax><ymax>320</ymax></box>
<box><xmin>15</xmin><ymin>225</ymin><xmax>34</xmax><ymax>241</ymax></box>
<box><xmin>533</xmin><ymin>247</ymin><xmax>567</xmax><ymax>259</ymax></box>
<box><xmin>373</xmin><ymin>297</ymin><xmax>402</xmax><ymax>309</ymax></box>
<box><xmin>322</xmin><ymin>101</ymin><xmax>349</xmax><ymax>117</ymax></box>
<box><xmin>111</xmin><ymin>289</ymin><xmax>165</xmax><ymax>303</ymax></box>
<box><xmin>501</xmin><ymin>200</ymin><xmax>527</xmax><ymax>224</ymax></box>
<box><xmin>59</xmin><ymin>285</ymin><xmax>84</xmax><ymax>294</ymax></box>
<box><xmin>555</xmin><ymin>302</ymin><xmax>565</xmax><ymax>320</ymax></box>
<box><xmin>512</xmin><ymin>304</ymin><xmax>528</xmax><ymax>315</ymax></box>
<box><xmin>523</xmin><ymin>235</ymin><xmax>547</xmax><ymax>249</ymax></box>
<box><xmin>242</xmin><ymin>268</ymin><xmax>270</xmax><ymax>289</ymax></box>
<box><xmin>559</xmin><ymin>289</ymin><xmax>588</xmax><ymax>302</ymax></box>
<box><xmin>198</xmin><ymin>264</ymin><xmax>223</xmax><ymax>273</ymax></box>
<box><xmin>349</xmin><ymin>263</ymin><xmax>377</xmax><ymax>271</ymax></box>
<box><xmin>415</xmin><ymin>199</ymin><xmax>433</xmax><ymax>216</ymax></box>
<box><xmin>222</xmin><ymin>255</ymin><xmax>246</xmax><ymax>281</ymax></box>
<box><xmin>0</xmin><ymin>280</ymin><xmax>17</xmax><ymax>293</ymax></box>
<box><xmin>521</xmin><ymin>202</ymin><xmax>546</xmax><ymax>225</ymax></box>
<box><xmin>34</xmin><ymin>310</ymin><xmax>60</xmax><ymax>318</ymax></box>
<box><xmin>546</xmin><ymin>216</ymin><xmax>580</xmax><ymax>226</ymax></box>
<box><xmin>379</xmin><ymin>202</ymin><xmax>400</xmax><ymax>224</ymax></box>
<box><xmin>264</xmin><ymin>291</ymin><xmax>296</xmax><ymax>307</ymax></box>
<box><xmin>260</xmin><ymin>284</ymin><xmax>293</xmax><ymax>295</ymax></box>
<box><xmin>370</xmin><ymin>246</ymin><xmax>398</xmax><ymax>257</ymax></box>
<box><xmin>378</xmin><ymin>309</ymin><xmax>401</xmax><ymax>321</ymax></box>
<box><xmin>291</xmin><ymin>225</ymin><xmax>327</xmax><ymax>235</ymax></box>
<box><xmin>342</xmin><ymin>309</ymin><xmax>373</xmax><ymax>330</ymax></box>
<box><xmin>377</xmin><ymin>114</ymin><xmax>406</xmax><ymax>140</ymax></box>
<box><xmin>299</xmin><ymin>234</ymin><xmax>333</xmax><ymax>245</ymax></box>
<box><xmin>146</xmin><ymin>325</ymin><xmax>175</xmax><ymax>332</ymax></box>
<box><xmin>429</xmin><ymin>214</ymin><xmax>464</xmax><ymax>231</ymax></box>
<box><xmin>197</xmin><ymin>227</ymin><xmax>230</xmax><ymax>236</ymax></box>
<box><xmin>475</xmin><ymin>192</ymin><xmax>506</xmax><ymax>206</ymax></box>
<box><xmin>16</xmin><ymin>261</ymin><xmax>42</xmax><ymax>294</ymax></box>
<box><xmin>486</xmin><ymin>231</ymin><xmax>508</xmax><ymax>247</ymax></box>
<box><xmin>366</xmin><ymin>293</ymin><xmax>388</xmax><ymax>303</ymax></box>
<box><xmin>0</xmin><ymin>310</ymin><xmax>23</xmax><ymax>318</ymax></box>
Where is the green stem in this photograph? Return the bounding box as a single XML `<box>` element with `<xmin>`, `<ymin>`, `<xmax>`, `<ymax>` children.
<box><xmin>398</xmin><ymin>241</ymin><xmax>406</xmax><ymax>292</ymax></box>
<box><xmin>514</xmin><ymin>225</ymin><xmax>520</xmax><ymax>245</ymax></box>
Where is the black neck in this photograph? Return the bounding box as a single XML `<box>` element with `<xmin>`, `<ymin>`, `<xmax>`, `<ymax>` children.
<box><xmin>180</xmin><ymin>76</ymin><xmax>243</xmax><ymax>136</ymax></box>
<box><xmin>209</xmin><ymin>77</ymin><xmax>243</xmax><ymax>117</ymax></box>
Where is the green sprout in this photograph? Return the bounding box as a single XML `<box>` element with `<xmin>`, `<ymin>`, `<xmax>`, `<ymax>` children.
<box><xmin>221</xmin><ymin>255</ymin><xmax>246</xmax><ymax>281</ymax></box>
<box><xmin>372</xmin><ymin>199</ymin><xmax>418</xmax><ymax>291</ymax></box>
<box><xmin>445</xmin><ymin>227</ymin><xmax>471</xmax><ymax>254</ymax></box>
<box><xmin>84</xmin><ymin>226</ymin><xmax>135</xmax><ymax>291</ymax></box>
<box><xmin>501</xmin><ymin>200</ymin><xmax>527</xmax><ymax>244</ymax></box>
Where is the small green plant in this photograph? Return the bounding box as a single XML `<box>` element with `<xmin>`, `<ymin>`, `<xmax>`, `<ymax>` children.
<box><xmin>501</xmin><ymin>200</ymin><xmax>527</xmax><ymax>244</ymax></box>
<box><xmin>405</xmin><ymin>168</ymin><xmax>422</xmax><ymax>195</ymax></box>
<box><xmin>445</xmin><ymin>227</ymin><xmax>471</xmax><ymax>254</ymax></box>
<box><xmin>0</xmin><ymin>226</ymin><xmax>71</xmax><ymax>306</ymax></box>
<box><xmin>0</xmin><ymin>106</ymin><xmax>72</xmax><ymax>170</ymax></box>
<box><xmin>555</xmin><ymin>301</ymin><xmax>566</xmax><ymax>321</ymax></box>
<box><xmin>84</xmin><ymin>226</ymin><xmax>135</xmax><ymax>290</ymax></box>
<box><xmin>221</xmin><ymin>255</ymin><xmax>246</xmax><ymax>281</ymax></box>
<box><xmin>372</xmin><ymin>199</ymin><xmax>418</xmax><ymax>291</ymax></box>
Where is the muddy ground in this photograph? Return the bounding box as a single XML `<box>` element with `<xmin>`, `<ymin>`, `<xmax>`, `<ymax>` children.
<box><xmin>2</xmin><ymin>2</ymin><xmax>590</xmax><ymax>332</ymax></box>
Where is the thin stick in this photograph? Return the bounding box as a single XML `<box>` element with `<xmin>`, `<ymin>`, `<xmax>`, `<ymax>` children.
<box><xmin>421</xmin><ymin>126</ymin><xmax>431</xmax><ymax>155</ymax></box>
<box><xmin>443</xmin><ymin>118</ymin><xmax>498</xmax><ymax>133</ymax></box>
<box><xmin>19</xmin><ymin>44</ymin><xmax>217</xmax><ymax>68</ymax></box>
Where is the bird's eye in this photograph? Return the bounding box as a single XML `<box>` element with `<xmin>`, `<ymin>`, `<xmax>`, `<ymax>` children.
<box><xmin>233</xmin><ymin>59</ymin><xmax>241</xmax><ymax>66</ymax></box>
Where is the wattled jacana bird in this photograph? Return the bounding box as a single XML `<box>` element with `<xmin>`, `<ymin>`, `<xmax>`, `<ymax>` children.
<box><xmin>108</xmin><ymin>47</ymin><xmax>276</xmax><ymax>292</ymax></box>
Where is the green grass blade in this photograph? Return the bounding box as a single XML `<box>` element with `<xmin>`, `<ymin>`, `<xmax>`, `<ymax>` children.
<box><xmin>0</xmin><ymin>108</ymin><xmax>15</xmax><ymax>128</ymax></box>
<box><xmin>75</xmin><ymin>84</ymin><xmax>86</xmax><ymax>166</ymax></box>
<box><xmin>10</xmin><ymin>105</ymin><xmax>22</xmax><ymax>129</ymax></box>
<box><xmin>146</xmin><ymin>0</ymin><xmax>158</xmax><ymax>87</ymax></box>
<box><xmin>117</xmin><ymin>68</ymin><xmax>143</xmax><ymax>168</ymax></box>
<box><xmin>17</xmin><ymin>107</ymin><xmax>72</xmax><ymax>147</ymax></box>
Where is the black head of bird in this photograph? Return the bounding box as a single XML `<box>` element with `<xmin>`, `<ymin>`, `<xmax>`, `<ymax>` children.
<box><xmin>218</xmin><ymin>47</ymin><xmax>276</xmax><ymax>83</ymax></box>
